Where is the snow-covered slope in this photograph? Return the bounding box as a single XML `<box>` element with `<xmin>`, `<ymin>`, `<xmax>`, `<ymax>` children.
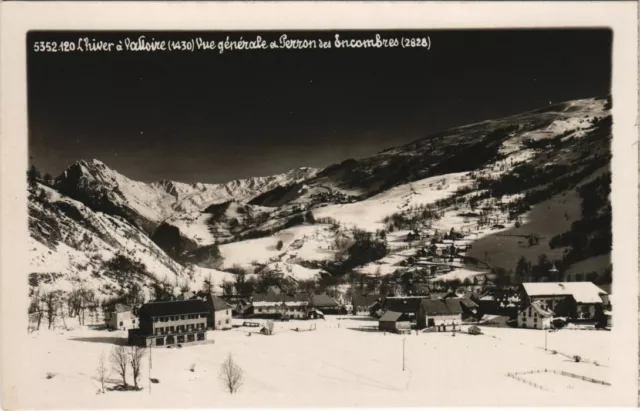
<box><xmin>28</xmin><ymin>183</ymin><xmax>232</xmax><ymax>298</ymax></box>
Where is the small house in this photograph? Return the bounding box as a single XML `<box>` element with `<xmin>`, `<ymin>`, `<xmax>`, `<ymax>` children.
<box><xmin>206</xmin><ymin>294</ymin><xmax>233</xmax><ymax>330</ymax></box>
<box><xmin>378</xmin><ymin>310</ymin><xmax>412</xmax><ymax>332</ymax></box>
<box><xmin>421</xmin><ymin>299</ymin><xmax>462</xmax><ymax>329</ymax></box>
<box><xmin>351</xmin><ymin>294</ymin><xmax>382</xmax><ymax>316</ymax></box>
<box><xmin>381</xmin><ymin>297</ymin><xmax>427</xmax><ymax>329</ymax></box>
<box><xmin>104</xmin><ymin>304</ymin><xmax>136</xmax><ymax>331</ymax></box>
<box><xmin>517</xmin><ymin>301</ymin><xmax>554</xmax><ymax>329</ymax></box>
<box><xmin>309</xmin><ymin>293</ymin><xmax>343</xmax><ymax>314</ymax></box>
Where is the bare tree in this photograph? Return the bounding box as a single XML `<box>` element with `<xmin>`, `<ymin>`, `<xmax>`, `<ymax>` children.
<box><xmin>42</xmin><ymin>291</ymin><xmax>60</xmax><ymax>329</ymax></box>
<box><xmin>128</xmin><ymin>346</ymin><xmax>146</xmax><ymax>389</ymax></box>
<box><xmin>219</xmin><ymin>353</ymin><xmax>243</xmax><ymax>394</ymax></box>
<box><xmin>96</xmin><ymin>351</ymin><xmax>109</xmax><ymax>393</ymax></box>
<box><xmin>110</xmin><ymin>345</ymin><xmax>129</xmax><ymax>388</ymax></box>
<box><xmin>28</xmin><ymin>295</ymin><xmax>44</xmax><ymax>332</ymax></box>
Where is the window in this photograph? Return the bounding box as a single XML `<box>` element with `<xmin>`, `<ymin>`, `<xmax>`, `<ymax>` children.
<box><xmin>258</xmin><ymin>308</ymin><xmax>262</xmax><ymax>313</ymax></box>
<box><xmin>156</xmin><ymin>337</ymin><xmax>165</xmax><ymax>346</ymax></box>
<box><xmin>180</xmin><ymin>315</ymin><xmax>186</xmax><ymax>320</ymax></box>
<box><xmin>226</xmin><ymin>310</ymin><xmax>229</xmax><ymax>315</ymax></box>
<box><xmin>153</xmin><ymin>318</ymin><xmax>158</xmax><ymax>323</ymax></box>
<box><xmin>217</xmin><ymin>321</ymin><xmax>221</xmax><ymax>326</ymax></box>
<box><xmin>225</xmin><ymin>319</ymin><xmax>230</xmax><ymax>324</ymax></box>
<box><xmin>119</xmin><ymin>321</ymin><xmax>123</xmax><ymax>326</ymax></box>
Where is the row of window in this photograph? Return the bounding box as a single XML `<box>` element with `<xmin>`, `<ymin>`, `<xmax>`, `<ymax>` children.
<box><xmin>155</xmin><ymin>333</ymin><xmax>206</xmax><ymax>345</ymax></box>
<box><xmin>153</xmin><ymin>313</ymin><xmax>207</xmax><ymax>322</ymax></box>
<box><xmin>155</xmin><ymin>322</ymin><xmax>205</xmax><ymax>335</ymax></box>
<box><xmin>256</xmin><ymin>307</ymin><xmax>304</xmax><ymax>313</ymax></box>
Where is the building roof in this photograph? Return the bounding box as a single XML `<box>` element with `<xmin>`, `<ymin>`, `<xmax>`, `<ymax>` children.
<box><xmin>384</xmin><ymin>297</ymin><xmax>423</xmax><ymax>313</ymax></box>
<box><xmin>379</xmin><ymin>310</ymin><xmax>409</xmax><ymax>322</ymax></box>
<box><xmin>598</xmin><ymin>284</ymin><xmax>612</xmax><ymax>294</ymax></box>
<box><xmin>114</xmin><ymin>303</ymin><xmax>131</xmax><ymax>313</ymax></box>
<box><xmin>252</xmin><ymin>293</ymin><xmax>309</xmax><ymax>304</ymax></box>
<box><xmin>139</xmin><ymin>299</ymin><xmax>209</xmax><ymax>318</ymax></box>
<box><xmin>209</xmin><ymin>294</ymin><xmax>232</xmax><ymax>312</ymax></box>
<box><xmin>521</xmin><ymin>300</ymin><xmax>555</xmax><ymax>318</ymax></box>
<box><xmin>458</xmin><ymin>298</ymin><xmax>479</xmax><ymax>309</ymax></box>
<box><xmin>421</xmin><ymin>299</ymin><xmax>451</xmax><ymax>315</ymax></box>
<box><xmin>310</xmin><ymin>294</ymin><xmax>339</xmax><ymax>307</ymax></box>
<box><xmin>352</xmin><ymin>294</ymin><xmax>382</xmax><ymax>307</ymax></box>
<box><xmin>522</xmin><ymin>282</ymin><xmax>607</xmax><ymax>304</ymax></box>
<box><xmin>421</xmin><ymin>298</ymin><xmax>469</xmax><ymax>315</ymax></box>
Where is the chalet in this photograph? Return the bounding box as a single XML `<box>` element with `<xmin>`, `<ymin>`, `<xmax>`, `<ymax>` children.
<box><xmin>422</xmin><ymin>298</ymin><xmax>478</xmax><ymax>328</ymax></box>
<box><xmin>421</xmin><ymin>299</ymin><xmax>459</xmax><ymax>329</ymax></box>
<box><xmin>380</xmin><ymin>297</ymin><xmax>427</xmax><ymax>329</ymax></box>
<box><xmin>205</xmin><ymin>294</ymin><xmax>233</xmax><ymax>330</ymax></box>
<box><xmin>517</xmin><ymin>301</ymin><xmax>554</xmax><ymax>329</ymax></box>
<box><xmin>104</xmin><ymin>304</ymin><xmax>136</xmax><ymax>331</ymax></box>
<box><xmin>129</xmin><ymin>299</ymin><xmax>210</xmax><ymax>347</ymax></box>
<box><xmin>309</xmin><ymin>293</ymin><xmax>343</xmax><ymax>314</ymax></box>
<box><xmin>351</xmin><ymin>294</ymin><xmax>382</xmax><ymax>316</ymax></box>
<box><xmin>520</xmin><ymin>282</ymin><xmax>608</xmax><ymax>320</ymax></box>
<box><xmin>378</xmin><ymin>311</ymin><xmax>412</xmax><ymax>332</ymax></box>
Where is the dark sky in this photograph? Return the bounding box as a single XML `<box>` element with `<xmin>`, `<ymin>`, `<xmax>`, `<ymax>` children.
<box><xmin>27</xmin><ymin>29</ymin><xmax>612</xmax><ymax>184</ymax></box>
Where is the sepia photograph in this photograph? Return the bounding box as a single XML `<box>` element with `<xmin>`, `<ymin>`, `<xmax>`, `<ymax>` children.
<box><xmin>1</xmin><ymin>2</ymin><xmax>638</xmax><ymax>409</ymax></box>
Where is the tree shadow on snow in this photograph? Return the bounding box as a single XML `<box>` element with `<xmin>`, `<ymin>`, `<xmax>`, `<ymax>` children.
<box><xmin>70</xmin><ymin>336</ymin><xmax>127</xmax><ymax>345</ymax></box>
<box><xmin>346</xmin><ymin>327</ymin><xmax>380</xmax><ymax>333</ymax></box>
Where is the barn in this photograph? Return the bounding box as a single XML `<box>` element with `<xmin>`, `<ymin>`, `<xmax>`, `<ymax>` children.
<box><xmin>378</xmin><ymin>310</ymin><xmax>411</xmax><ymax>332</ymax></box>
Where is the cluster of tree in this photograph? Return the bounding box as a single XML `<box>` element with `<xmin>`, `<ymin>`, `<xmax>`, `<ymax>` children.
<box><xmin>97</xmin><ymin>345</ymin><xmax>146</xmax><ymax>392</ymax></box>
<box><xmin>332</xmin><ymin>229</ymin><xmax>388</xmax><ymax>275</ymax></box>
<box><xmin>549</xmin><ymin>172</ymin><xmax>611</xmax><ymax>269</ymax></box>
<box><xmin>514</xmin><ymin>254</ymin><xmax>563</xmax><ymax>283</ymax></box>
<box><xmin>383</xmin><ymin>204</ymin><xmax>440</xmax><ymax>231</ymax></box>
<box><xmin>235</xmin><ymin>211</ymin><xmax>314</xmax><ymax>242</ymax></box>
<box><xmin>29</xmin><ymin>290</ymin><xmax>70</xmax><ymax>331</ymax></box>
<box><xmin>184</xmin><ymin>243</ymin><xmax>224</xmax><ymax>269</ymax></box>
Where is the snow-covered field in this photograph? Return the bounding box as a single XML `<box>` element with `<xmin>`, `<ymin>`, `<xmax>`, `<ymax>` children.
<box><xmin>219</xmin><ymin>224</ymin><xmax>336</xmax><ymax>269</ymax></box>
<box><xmin>314</xmin><ymin>173</ymin><xmax>470</xmax><ymax>232</ymax></box>
<box><xmin>13</xmin><ymin>316</ymin><xmax>616</xmax><ymax>409</ymax></box>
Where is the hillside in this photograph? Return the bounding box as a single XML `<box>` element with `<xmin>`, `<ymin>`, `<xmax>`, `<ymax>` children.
<box><xmin>27</xmin><ymin>96</ymin><xmax>613</xmax><ymax>302</ymax></box>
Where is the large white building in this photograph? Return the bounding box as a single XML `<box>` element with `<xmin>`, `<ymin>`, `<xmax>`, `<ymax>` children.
<box><xmin>520</xmin><ymin>282</ymin><xmax>608</xmax><ymax>320</ymax></box>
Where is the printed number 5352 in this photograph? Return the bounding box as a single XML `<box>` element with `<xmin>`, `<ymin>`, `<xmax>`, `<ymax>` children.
<box><xmin>33</xmin><ymin>41</ymin><xmax>58</xmax><ymax>52</ymax></box>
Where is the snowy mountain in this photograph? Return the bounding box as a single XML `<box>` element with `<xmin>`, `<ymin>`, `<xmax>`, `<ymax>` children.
<box><xmin>28</xmin><ymin>97</ymin><xmax>612</xmax><ymax>299</ymax></box>
<box><xmin>55</xmin><ymin>159</ymin><xmax>318</xmax><ymax>234</ymax></box>
<box><xmin>249</xmin><ymin>98</ymin><xmax>611</xmax><ymax>208</ymax></box>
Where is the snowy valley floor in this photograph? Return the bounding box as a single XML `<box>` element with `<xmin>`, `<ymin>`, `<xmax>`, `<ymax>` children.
<box><xmin>15</xmin><ymin>316</ymin><xmax>614</xmax><ymax>408</ymax></box>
